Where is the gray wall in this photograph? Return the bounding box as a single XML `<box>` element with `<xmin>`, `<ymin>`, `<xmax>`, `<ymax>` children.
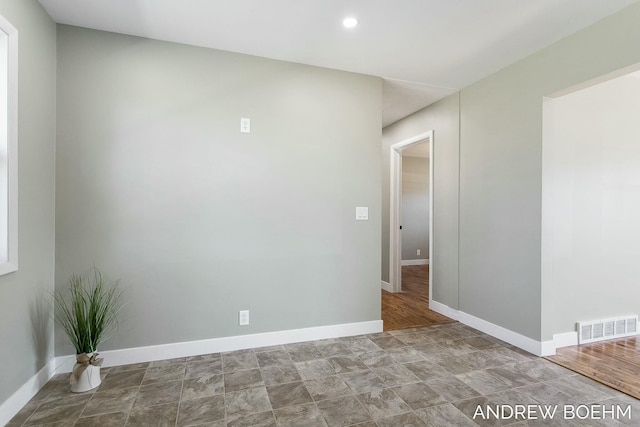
<box><xmin>55</xmin><ymin>26</ymin><xmax>382</xmax><ymax>354</ymax></box>
<box><xmin>401</xmin><ymin>156</ymin><xmax>429</xmax><ymax>261</ymax></box>
<box><xmin>382</xmin><ymin>94</ymin><xmax>460</xmax><ymax>308</ymax></box>
<box><xmin>0</xmin><ymin>0</ymin><xmax>56</xmax><ymax>405</ymax></box>
<box><xmin>383</xmin><ymin>2</ymin><xmax>640</xmax><ymax>342</ymax></box>
<box><xmin>459</xmin><ymin>1</ymin><xmax>640</xmax><ymax>341</ymax></box>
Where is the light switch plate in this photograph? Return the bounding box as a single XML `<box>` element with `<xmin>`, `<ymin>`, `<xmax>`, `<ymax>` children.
<box><xmin>356</xmin><ymin>207</ymin><xmax>369</xmax><ymax>220</ymax></box>
<box><xmin>240</xmin><ymin>118</ymin><xmax>251</xmax><ymax>133</ymax></box>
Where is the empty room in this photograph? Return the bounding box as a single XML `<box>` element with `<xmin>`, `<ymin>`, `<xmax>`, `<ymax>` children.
<box><xmin>2</xmin><ymin>1</ymin><xmax>640</xmax><ymax>426</ymax></box>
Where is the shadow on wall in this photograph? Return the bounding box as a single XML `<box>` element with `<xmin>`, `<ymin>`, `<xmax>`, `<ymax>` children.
<box><xmin>30</xmin><ymin>295</ymin><xmax>52</xmax><ymax>371</ymax></box>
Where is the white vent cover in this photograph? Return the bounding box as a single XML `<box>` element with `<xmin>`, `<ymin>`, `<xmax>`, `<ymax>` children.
<box><xmin>577</xmin><ymin>315</ymin><xmax>639</xmax><ymax>345</ymax></box>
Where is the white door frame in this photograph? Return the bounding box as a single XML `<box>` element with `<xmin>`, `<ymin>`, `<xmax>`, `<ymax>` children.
<box><xmin>389</xmin><ymin>130</ymin><xmax>434</xmax><ymax>300</ymax></box>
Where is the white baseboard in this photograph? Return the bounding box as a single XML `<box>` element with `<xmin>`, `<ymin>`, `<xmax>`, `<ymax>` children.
<box><xmin>401</xmin><ymin>259</ymin><xmax>429</xmax><ymax>266</ymax></box>
<box><xmin>0</xmin><ymin>358</ymin><xmax>58</xmax><ymax>426</ymax></box>
<box><xmin>0</xmin><ymin>320</ymin><xmax>382</xmax><ymax>424</ymax></box>
<box><xmin>553</xmin><ymin>331</ymin><xmax>578</xmax><ymax>349</ymax></box>
<box><xmin>53</xmin><ymin>320</ymin><xmax>383</xmax><ymax>373</ymax></box>
<box><xmin>540</xmin><ymin>331</ymin><xmax>578</xmax><ymax>356</ymax></box>
<box><xmin>381</xmin><ymin>280</ymin><xmax>393</xmax><ymax>292</ymax></box>
<box><xmin>429</xmin><ymin>300</ymin><xmax>460</xmax><ymax>321</ymax></box>
<box><xmin>430</xmin><ymin>300</ymin><xmax>545</xmax><ymax>356</ymax></box>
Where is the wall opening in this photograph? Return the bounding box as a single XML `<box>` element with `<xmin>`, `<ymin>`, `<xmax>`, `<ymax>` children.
<box><xmin>542</xmin><ymin>66</ymin><xmax>640</xmax><ymax>344</ymax></box>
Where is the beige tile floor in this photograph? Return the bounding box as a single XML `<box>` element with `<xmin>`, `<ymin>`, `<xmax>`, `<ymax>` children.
<box><xmin>7</xmin><ymin>323</ymin><xmax>639</xmax><ymax>426</ymax></box>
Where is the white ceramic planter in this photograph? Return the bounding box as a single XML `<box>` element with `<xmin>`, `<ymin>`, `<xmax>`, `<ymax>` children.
<box><xmin>70</xmin><ymin>353</ymin><xmax>102</xmax><ymax>392</ymax></box>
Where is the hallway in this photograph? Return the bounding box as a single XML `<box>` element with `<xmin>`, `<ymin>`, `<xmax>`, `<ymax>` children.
<box><xmin>382</xmin><ymin>265</ymin><xmax>455</xmax><ymax>331</ymax></box>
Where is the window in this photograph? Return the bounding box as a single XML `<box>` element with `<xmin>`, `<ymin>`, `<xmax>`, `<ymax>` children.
<box><xmin>0</xmin><ymin>14</ymin><xmax>17</xmax><ymax>275</ymax></box>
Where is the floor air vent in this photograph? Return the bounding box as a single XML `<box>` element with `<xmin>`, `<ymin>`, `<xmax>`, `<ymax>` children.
<box><xmin>577</xmin><ymin>315</ymin><xmax>639</xmax><ymax>344</ymax></box>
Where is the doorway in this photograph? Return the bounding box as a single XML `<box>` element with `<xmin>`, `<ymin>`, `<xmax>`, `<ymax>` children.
<box><xmin>389</xmin><ymin>131</ymin><xmax>433</xmax><ymax>296</ymax></box>
<box><xmin>383</xmin><ymin>131</ymin><xmax>454</xmax><ymax>330</ymax></box>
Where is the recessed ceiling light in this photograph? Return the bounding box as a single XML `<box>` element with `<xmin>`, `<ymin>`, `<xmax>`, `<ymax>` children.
<box><xmin>343</xmin><ymin>17</ymin><xmax>358</xmax><ymax>28</ymax></box>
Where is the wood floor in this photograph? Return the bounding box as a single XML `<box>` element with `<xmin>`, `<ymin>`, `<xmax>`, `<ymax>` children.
<box><xmin>382</xmin><ymin>264</ymin><xmax>455</xmax><ymax>331</ymax></box>
<box><xmin>545</xmin><ymin>336</ymin><xmax>640</xmax><ymax>400</ymax></box>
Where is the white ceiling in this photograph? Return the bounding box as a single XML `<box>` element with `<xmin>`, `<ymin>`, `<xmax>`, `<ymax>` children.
<box><xmin>39</xmin><ymin>0</ymin><xmax>638</xmax><ymax>127</ymax></box>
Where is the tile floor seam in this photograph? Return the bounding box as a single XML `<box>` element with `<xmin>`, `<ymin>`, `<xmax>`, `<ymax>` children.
<box><xmin>124</xmin><ymin>365</ymin><xmax>147</xmax><ymax>426</ymax></box>
<box><xmin>174</xmin><ymin>377</ymin><xmax>185</xmax><ymax>427</ymax></box>
<box><xmin>221</xmin><ymin>375</ymin><xmax>227</xmax><ymax>425</ymax></box>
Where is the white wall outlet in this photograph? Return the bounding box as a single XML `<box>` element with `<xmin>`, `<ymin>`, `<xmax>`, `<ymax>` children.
<box><xmin>356</xmin><ymin>207</ymin><xmax>369</xmax><ymax>220</ymax></box>
<box><xmin>239</xmin><ymin>310</ymin><xmax>250</xmax><ymax>326</ymax></box>
<box><xmin>417</xmin><ymin>249</ymin><xmax>421</xmax><ymax>256</ymax></box>
<box><xmin>240</xmin><ymin>117</ymin><xmax>251</xmax><ymax>133</ymax></box>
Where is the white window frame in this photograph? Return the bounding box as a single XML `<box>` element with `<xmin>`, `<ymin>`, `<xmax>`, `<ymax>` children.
<box><xmin>0</xmin><ymin>13</ymin><xmax>18</xmax><ymax>276</ymax></box>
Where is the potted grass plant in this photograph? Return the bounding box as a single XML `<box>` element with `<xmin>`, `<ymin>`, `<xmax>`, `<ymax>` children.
<box><xmin>53</xmin><ymin>268</ymin><xmax>125</xmax><ymax>392</ymax></box>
